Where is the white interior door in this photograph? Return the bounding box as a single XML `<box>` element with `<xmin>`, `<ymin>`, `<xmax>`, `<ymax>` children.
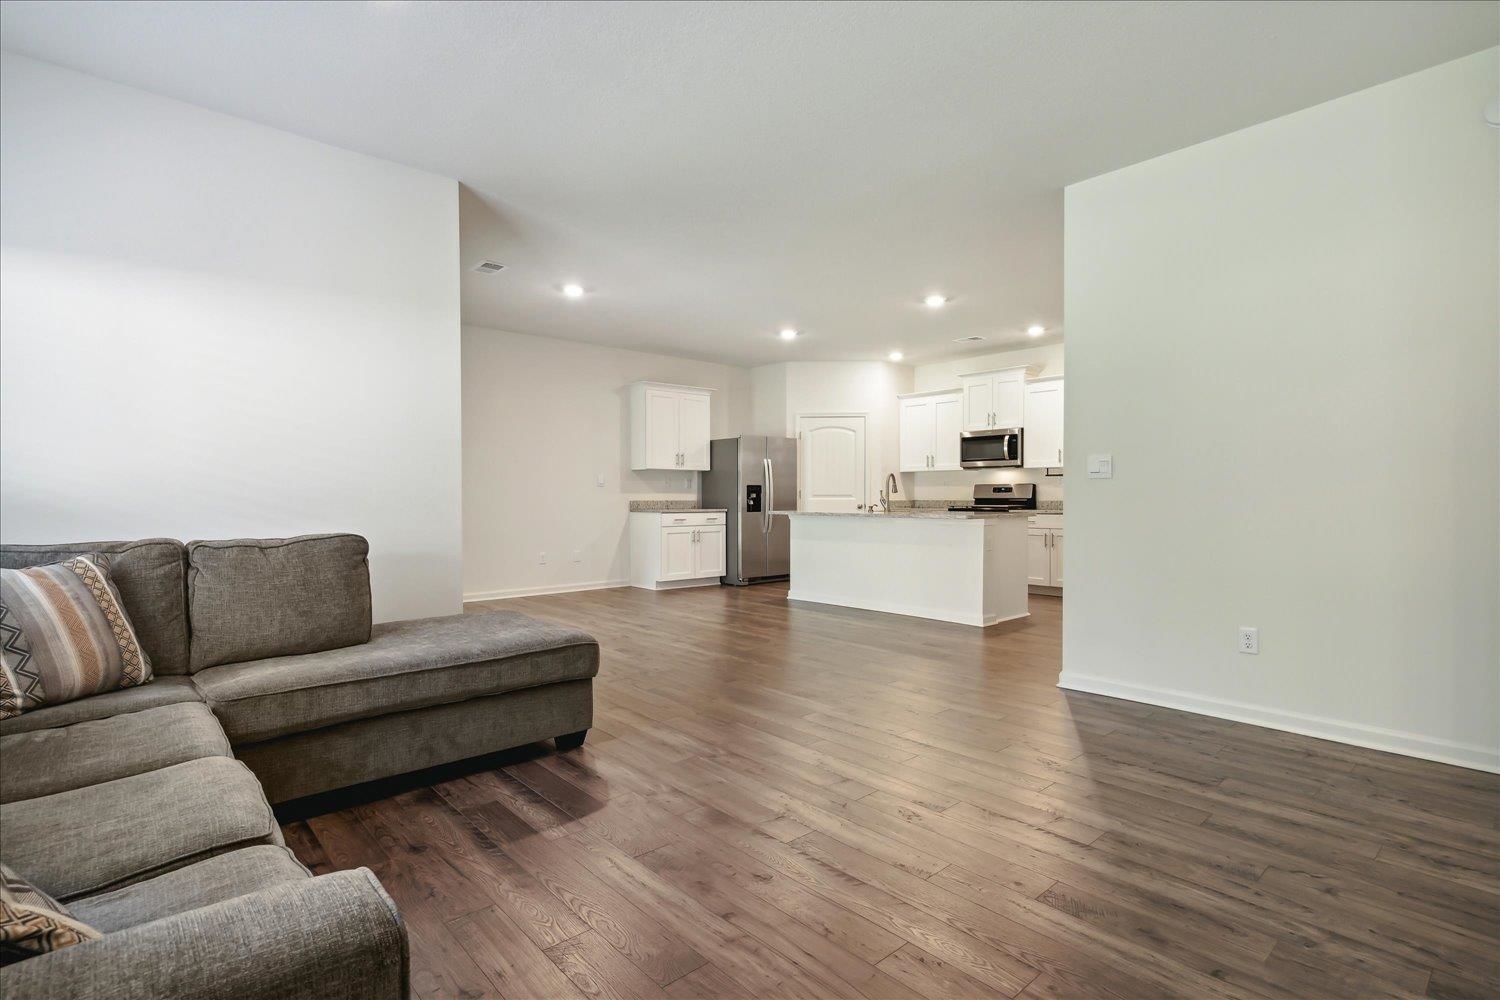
<box><xmin>796</xmin><ymin>414</ymin><xmax>867</xmax><ymax>512</ymax></box>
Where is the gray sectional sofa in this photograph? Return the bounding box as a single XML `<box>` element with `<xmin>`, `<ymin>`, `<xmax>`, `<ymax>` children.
<box><xmin>0</xmin><ymin>533</ymin><xmax>599</xmax><ymax>999</ymax></box>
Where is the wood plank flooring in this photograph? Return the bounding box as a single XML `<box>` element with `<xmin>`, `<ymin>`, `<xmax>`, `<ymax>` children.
<box><xmin>280</xmin><ymin>584</ymin><xmax>1500</xmax><ymax>999</ymax></box>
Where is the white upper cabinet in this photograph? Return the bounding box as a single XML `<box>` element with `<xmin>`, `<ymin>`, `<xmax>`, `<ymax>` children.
<box><xmin>629</xmin><ymin>382</ymin><xmax>713</xmax><ymax>471</ymax></box>
<box><xmin>960</xmin><ymin>376</ymin><xmax>994</xmax><ymax>432</ymax></box>
<box><xmin>931</xmin><ymin>393</ymin><xmax>963</xmax><ymax>469</ymax></box>
<box><xmin>959</xmin><ymin>366</ymin><xmax>1034</xmax><ymax>431</ymax></box>
<box><xmin>1023</xmin><ymin>377</ymin><xmax>1064</xmax><ymax>469</ymax></box>
<box><xmin>678</xmin><ymin>391</ymin><xmax>711</xmax><ymax>470</ymax></box>
<box><xmin>898</xmin><ymin>390</ymin><xmax>962</xmax><ymax>472</ymax></box>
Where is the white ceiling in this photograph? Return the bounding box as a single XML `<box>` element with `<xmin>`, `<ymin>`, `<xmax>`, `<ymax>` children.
<box><xmin>2</xmin><ymin>2</ymin><xmax>1494</xmax><ymax>367</ymax></box>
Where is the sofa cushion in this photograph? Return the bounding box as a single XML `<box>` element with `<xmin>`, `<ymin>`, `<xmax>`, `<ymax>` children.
<box><xmin>0</xmin><ymin>540</ymin><xmax>189</xmax><ymax>676</ymax></box>
<box><xmin>0</xmin><ymin>703</ymin><xmax>231</xmax><ymax>804</ymax></box>
<box><xmin>0</xmin><ymin>863</ymin><xmax>100</xmax><ymax>964</ymax></box>
<box><xmin>194</xmin><ymin>609</ymin><xmax>599</xmax><ymax>745</ymax></box>
<box><xmin>69</xmin><ymin>845</ymin><xmax>309</xmax><ymax>933</ymax></box>
<box><xmin>1</xmin><ymin>556</ymin><xmax>153</xmax><ymax>718</ymax></box>
<box><xmin>186</xmin><ymin>534</ymin><xmax>372</xmax><ymax>671</ymax></box>
<box><xmin>0</xmin><ymin>757</ymin><xmax>280</xmax><ymax>902</ymax></box>
<box><xmin>0</xmin><ymin>675</ymin><xmax>201</xmax><ymax>738</ymax></box>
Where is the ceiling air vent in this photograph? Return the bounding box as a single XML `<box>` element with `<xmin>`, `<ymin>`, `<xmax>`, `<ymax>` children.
<box><xmin>471</xmin><ymin>260</ymin><xmax>506</xmax><ymax>274</ymax></box>
<box><xmin>953</xmin><ymin>335</ymin><xmax>985</xmax><ymax>343</ymax></box>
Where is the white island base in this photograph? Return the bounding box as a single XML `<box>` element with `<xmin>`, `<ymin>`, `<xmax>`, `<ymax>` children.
<box><xmin>785</xmin><ymin>511</ymin><xmax>1031</xmax><ymax>627</ymax></box>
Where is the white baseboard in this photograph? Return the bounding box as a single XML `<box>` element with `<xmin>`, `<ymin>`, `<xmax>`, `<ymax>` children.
<box><xmin>464</xmin><ymin>579</ymin><xmax>629</xmax><ymax>603</ymax></box>
<box><xmin>1058</xmin><ymin>672</ymin><xmax>1500</xmax><ymax>774</ymax></box>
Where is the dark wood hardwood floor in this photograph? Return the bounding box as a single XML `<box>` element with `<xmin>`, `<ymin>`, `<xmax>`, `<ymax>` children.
<box><xmin>280</xmin><ymin>584</ymin><xmax>1500</xmax><ymax>1000</ymax></box>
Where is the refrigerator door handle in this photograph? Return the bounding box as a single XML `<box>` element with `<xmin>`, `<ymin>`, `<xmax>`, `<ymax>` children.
<box><xmin>763</xmin><ymin>458</ymin><xmax>773</xmax><ymax>533</ymax></box>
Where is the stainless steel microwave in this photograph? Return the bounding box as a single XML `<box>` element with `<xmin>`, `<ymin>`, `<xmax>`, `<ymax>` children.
<box><xmin>960</xmin><ymin>427</ymin><xmax>1022</xmax><ymax>468</ymax></box>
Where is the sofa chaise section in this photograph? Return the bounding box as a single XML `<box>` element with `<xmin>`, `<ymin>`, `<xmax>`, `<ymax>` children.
<box><xmin>182</xmin><ymin>536</ymin><xmax>599</xmax><ymax>803</ymax></box>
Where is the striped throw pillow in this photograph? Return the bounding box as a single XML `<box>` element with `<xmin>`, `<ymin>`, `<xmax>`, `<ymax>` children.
<box><xmin>0</xmin><ymin>556</ymin><xmax>153</xmax><ymax>719</ymax></box>
<box><xmin>0</xmin><ymin>863</ymin><xmax>100</xmax><ymax>964</ymax></box>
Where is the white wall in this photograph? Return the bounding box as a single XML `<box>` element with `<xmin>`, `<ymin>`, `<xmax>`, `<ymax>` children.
<box><xmin>0</xmin><ymin>55</ymin><xmax>463</xmax><ymax>621</ymax></box>
<box><xmin>909</xmin><ymin>341</ymin><xmax>1066</xmax><ymax>503</ymax></box>
<box><xmin>462</xmin><ymin>326</ymin><xmax>749</xmax><ymax>599</ymax></box>
<box><xmin>1062</xmin><ymin>50</ymin><xmax>1499</xmax><ymax>770</ymax></box>
<box><xmin>751</xmin><ymin>362</ymin><xmax>914</xmax><ymax>509</ymax></box>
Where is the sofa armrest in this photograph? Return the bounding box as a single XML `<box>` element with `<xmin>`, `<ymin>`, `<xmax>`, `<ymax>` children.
<box><xmin>0</xmin><ymin>868</ymin><xmax>408</xmax><ymax>1000</ymax></box>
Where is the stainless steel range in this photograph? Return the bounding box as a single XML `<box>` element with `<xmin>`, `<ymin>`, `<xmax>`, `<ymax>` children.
<box><xmin>947</xmin><ymin>483</ymin><xmax>1038</xmax><ymax>513</ymax></box>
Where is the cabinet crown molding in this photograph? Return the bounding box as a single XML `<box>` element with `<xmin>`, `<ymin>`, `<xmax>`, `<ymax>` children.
<box><xmin>628</xmin><ymin>380</ymin><xmax>715</xmax><ymax>394</ymax></box>
<box><xmin>957</xmin><ymin>364</ymin><xmax>1041</xmax><ymax>380</ymax></box>
<box><xmin>897</xmin><ymin>387</ymin><xmax>962</xmax><ymax>399</ymax></box>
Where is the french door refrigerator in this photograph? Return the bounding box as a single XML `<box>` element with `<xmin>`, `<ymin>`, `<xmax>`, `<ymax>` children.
<box><xmin>701</xmin><ymin>436</ymin><xmax>798</xmax><ymax>585</ymax></box>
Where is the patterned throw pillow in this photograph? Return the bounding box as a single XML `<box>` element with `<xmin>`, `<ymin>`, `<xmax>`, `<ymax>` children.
<box><xmin>0</xmin><ymin>863</ymin><xmax>101</xmax><ymax>964</ymax></box>
<box><xmin>0</xmin><ymin>555</ymin><xmax>153</xmax><ymax>719</ymax></box>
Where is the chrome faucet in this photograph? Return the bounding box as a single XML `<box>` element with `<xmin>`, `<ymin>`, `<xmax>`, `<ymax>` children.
<box><xmin>878</xmin><ymin>472</ymin><xmax>900</xmax><ymax>512</ymax></box>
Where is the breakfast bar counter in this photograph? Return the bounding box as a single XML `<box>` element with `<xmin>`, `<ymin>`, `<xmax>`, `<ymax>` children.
<box><xmin>784</xmin><ymin>508</ymin><xmax>1031</xmax><ymax>626</ymax></box>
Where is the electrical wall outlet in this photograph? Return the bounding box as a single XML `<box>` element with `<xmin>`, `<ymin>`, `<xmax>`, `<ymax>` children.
<box><xmin>1238</xmin><ymin>627</ymin><xmax>1259</xmax><ymax>654</ymax></box>
<box><xmin>595</xmin><ymin>474</ymin><xmax>606</xmax><ymax>488</ymax></box>
<box><xmin>571</xmin><ymin>549</ymin><xmax>582</xmax><ymax>563</ymax></box>
<box><xmin>539</xmin><ymin>551</ymin><xmax>548</xmax><ymax>565</ymax></box>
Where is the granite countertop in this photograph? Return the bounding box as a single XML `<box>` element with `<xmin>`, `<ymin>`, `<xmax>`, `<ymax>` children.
<box><xmin>631</xmin><ymin>507</ymin><xmax>727</xmax><ymax>513</ymax></box>
<box><xmin>786</xmin><ymin>509</ymin><xmax>1032</xmax><ymax>520</ymax></box>
<box><xmin>891</xmin><ymin>499</ymin><xmax>1063</xmax><ymax>514</ymax></box>
<box><xmin>629</xmin><ymin>500</ymin><xmax>726</xmax><ymax>512</ymax></box>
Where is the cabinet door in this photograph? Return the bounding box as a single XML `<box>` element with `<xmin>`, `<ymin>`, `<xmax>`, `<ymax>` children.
<box><xmin>678</xmin><ymin>392</ymin><xmax>711</xmax><ymax>470</ymax></box>
<box><xmin>1026</xmin><ymin>529</ymin><xmax>1052</xmax><ymax>586</ymax></box>
<box><xmin>693</xmin><ymin>525</ymin><xmax>726</xmax><ymax>578</ymax></box>
<box><xmin>899</xmin><ymin>397</ymin><xmax>935</xmax><ymax>472</ymax></box>
<box><xmin>1048</xmin><ymin>529</ymin><xmax>1063</xmax><ymax>587</ymax></box>
<box><xmin>644</xmin><ymin>388</ymin><xmax>681</xmax><ymax>470</ymax></box>
<box><xmin>1023</xmin><ymin>380</ymin><xmax>1064</xmax><ymax>468</ymax></box>
<box><xmin>992</xmin><ymin>370</ymin><xmax>1026</xmax><ymax>428</ymax></box>
<box><xmin>961</xmin><ymin>375</ymin><xmax>994</xmax><ymax>431</ymax></box>
<box><xmin>660</xmin><ymin>527</ymin><xmax>696</xmax><ymax>580</ymax></box>
<box><xmin>931</xmin><ymin>393</ymin><xmax>963</xmax><ymax>470</ymax></box>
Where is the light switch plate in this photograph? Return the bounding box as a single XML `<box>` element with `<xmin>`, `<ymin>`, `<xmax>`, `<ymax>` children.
<box><xmin>1087</xmin><ymin>454</ymin><xmax>1113</xmax><ymax>479</ymax></box>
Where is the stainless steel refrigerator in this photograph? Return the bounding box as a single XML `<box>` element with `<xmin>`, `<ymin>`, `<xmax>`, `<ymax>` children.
<box><xmin>701</xmin><ymin>436</ymin><xmax>797</xmax><ymax>585</ymax></box>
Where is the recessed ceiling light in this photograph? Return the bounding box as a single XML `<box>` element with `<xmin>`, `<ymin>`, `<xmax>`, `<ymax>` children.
<box><xmin>1027</xmin><ymin>324</ymin><xmax>1045</xmax><ymax>337</ymax></box>
<box><xmin>888</xmin><ymin>351</ymin><xmax>904</xmax><ymax>362</ymax></box>
<box><xmin>562</xmin><ymin>283</ymin><xmax>585</xmax><ymax>299</ymax></box>
<box><xmin>779</xmin><ymin>327</ymin><xmax>799</xmax><ymax>340</ymax></box>
<box><xmin>924</xmin><ymin>294</ymin><xmax>948</xmax><ymax>309</ymax></box>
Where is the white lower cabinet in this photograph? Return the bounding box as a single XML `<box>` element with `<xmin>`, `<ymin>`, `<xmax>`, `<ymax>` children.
<box><xmin>693</xmin><ymin>525</ymin><xmax>726</xmax><ymax>578</ymax></box>
<box><xmin>630</xmin><ymin>511</ymin><xmax>726</xmax><ymax>589</ymax></box>
<box><xmin>1027</xmin><ymin>515</ymin><xmax>1063</xmax><ymax>589</ymax></box>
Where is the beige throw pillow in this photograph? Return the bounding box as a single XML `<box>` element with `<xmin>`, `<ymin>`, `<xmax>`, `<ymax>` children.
<box><xmin>0</xmin><ymin>555</ymin><xmax>153</xmax><ymax>718</ymax></box>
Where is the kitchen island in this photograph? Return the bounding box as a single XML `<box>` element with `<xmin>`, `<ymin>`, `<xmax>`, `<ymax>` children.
<box><xmin>785</xmin><ymin>509</ymin><xmax>1031</xmax><ymax>626</ymax></box>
